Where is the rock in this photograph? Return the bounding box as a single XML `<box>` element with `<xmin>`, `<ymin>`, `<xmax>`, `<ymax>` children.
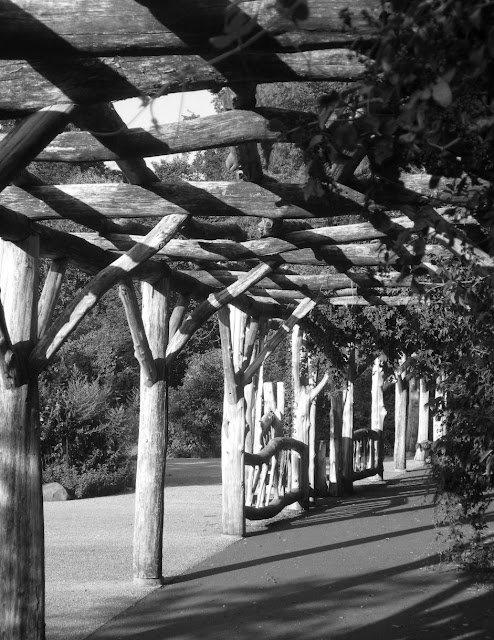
<box><xmin>43</xmin><ymin>482</ymin><xmax>71</xmax><ymax>501</ymax></box>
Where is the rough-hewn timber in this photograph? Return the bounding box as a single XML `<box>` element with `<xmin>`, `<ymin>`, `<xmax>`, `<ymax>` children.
<box><xmin>74</xmin><ymin>232</ymin><xmax>451</xmax><ymax>267</ymax></box>
<box><xmin>0</xmin><ymin>50</ymin><xmax>366</xmax><ymax>114</ymax></box>
<box><xmin>1</xmin><ymin>111</ymin><xmax>301</xmax><ymax>162</ymax></box>
<box><xmin>0</xmin><ymin>1</ymin><xmax>380</xmax><ymax>57</ymax></box>
<box><xmin>0</xmin><ymin>236</ymin><xmax>44</xmax><ymax>640</ymax></box>
<box><xmin>0</xmin><ymin>181</ymin><xmax>362</xmax><ymax>222</ymax></box>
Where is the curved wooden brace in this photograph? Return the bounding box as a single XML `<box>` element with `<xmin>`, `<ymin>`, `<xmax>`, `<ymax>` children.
<box><xmin>245</xmin><ymin>437</ymin><xmax>309</xmax><ymax>520</ymax></box>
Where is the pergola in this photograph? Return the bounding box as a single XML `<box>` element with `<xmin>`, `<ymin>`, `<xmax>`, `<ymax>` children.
<box><xmin>0</xmin><ymin>2</ymin><xmax>490</xmax><ymax>638</ymax></box>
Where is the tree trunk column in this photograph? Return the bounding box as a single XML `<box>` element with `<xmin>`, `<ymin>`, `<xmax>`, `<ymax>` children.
<box><xmin>329</xmin><ymin>390</ymin><xmax>344</xmax><ymax>496</ymax></box>
<box><xmin>415</xmin><ymin>379</ymin><xmax>430</xmax><ymax>462</ymax></box>
<box><xmin>133</xmin><ymin>277</ymin><xmax>169</xmax><ymax>585</ymax></box>
<box><xmin>371</xmin><ymin>356</ymin><xmax>386</xmax><ymax>480</ymax></box>
<box><xmin>342</xmin><ymin>351</ymin><xmax>355</xmax><ymax>493</ymax></box>
<box><xmin>394</xmin><ymin>373</ymin><xmax>408</xmax><ymax>471</ymax></box>
<box><xmin>219</xmin><ymin>306</ymin><xmax>247</xmax><ymax>537</ymax></box>
<box><xmin>0</xmin><ymin>237</ymin><xmax>44</xmax><ymax>640</ymax></box>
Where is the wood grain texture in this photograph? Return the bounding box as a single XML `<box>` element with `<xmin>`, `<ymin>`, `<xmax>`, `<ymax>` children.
<box><xmin>0</xmin><ymin>236</ymin><xmax>44</xmax><ymax>640</ymax></box>
<box><xmin>243</xmin><ymin>297</ymin><xmax>316</xmax><ymax>384</ymax></box>
<box><xmin>0</xmin><ymin>180</ymin><xmax>361</xmax><ymax>222</ymax></box>
<box><xmin>0</xmin><ymin>50</ymin><xmax>366</xmax><ymax>114</ymax></box>
<box><xmin>0</xmin><ymin>0</ymin><xmax>380</xmax><ymax>56</ymax></box>
<box><xmin>119</xmin><ymin>280</ymin><xmax>157</xmax><ymax>387</ymax></box>
<box><xmin>394</xmin><ymin>374</ymin><xmax>408</xmax><ymax>471</ymax></box>
<box><xmin>0</xmin><ymin>103</ymin><xmax>75</xmax><ymax>190</ymax></box>
<box><xmin>414</xmin><ymin>379</ymin><xmax>430</xmax><ymax>462</ymax></box>
<box><xmin>133</xmin><ymin>277</ymin><xmax>169</xmax><ymax>583</ymax></box>
<box><xmin>29</xmin><ymin>213</ymin><xmax>188</xmax><ymax>373</ymax></box>
<box><xmin>37</xmin><ymin>257</ymin><xmax>67</xmax><ymax>339</ymax></box>
<box><xmin>75</xmin><ymin>232</ymin><xmax>450</xmax><ymax>267</ymax></box>
<box><xmin>166</xmin><ymin>261</ymin><xmax>277</xmax><ymax>365</ymax></box>
<box><xmin>18</xmin><ymin>110</ymin><xmax>290</xmax><ymax>162</ymax></box>
<box><xmin>219</xmin><ymin>306</ymin><xmax>246</xmax><ymax>536</ymax></box>
<box><xmin>342</xmin><ymin>351</ymin><xmax>355</xmax><ymax>494</ymax></box>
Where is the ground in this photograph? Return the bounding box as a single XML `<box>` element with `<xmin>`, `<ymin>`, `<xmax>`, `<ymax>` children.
<box><xmin>45</xmin><ymin>458</ymin><xmax>494</xmax><ymax>640</ymax></box>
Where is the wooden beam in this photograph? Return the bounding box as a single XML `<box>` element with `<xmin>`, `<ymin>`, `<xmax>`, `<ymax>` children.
<box><xmin>75</xmin><ymin>231</ymin><xmax>451</xmax><ymax>267</ymax></box>
<box><xmin>133</xmin><ymin>277</ymin><xmax>169</xmax><ymax>585</ymax></box>
<box><xmin>18</xmin><ymin>110</ymin><xmax>301</xmax><ymax>162</ymax></box>
<box><xmin>0</xmin><ymin>103</ymin><xmax>75</xmax><ymax>191</ymax></box>
<box><xmin>0</xmin><ymin>180</ymin><xmax>360</xmax><ymax>222</ymax></box>
<box><xmin>0</xmin><ymin>50</ymin><xmax>366</xmax><ymax>114</ymax></box>
<box><xmin>0</xmin><ymin>1</ymin><xmax>380</xmax><ymax>58</ymax></box>
<box><xmin>38</xmin><ymin>258</ymin><xmax>68</xmax><ymax>339</ymax></box>
<box><xmin>119</xmin><ymin>280</ymin><xmax>157</xmax><ymax>387</ymax></box>
<box><xmin>0</xmin><ymin>236</ymin><xmax>44</xmax><ymax>639</ymax></box>
<box><xmin>243</xmin><ymin>297</ymin><xmax>317</xmax><ymax>385</ymax></box>
<box><xmin>74</xmin><ymin>103</ymin><xmax>159</xmax><ymax>185</ymax></box>
<box><xmin>168</xmin><ymin>293</ymin><xmax>191</xmax><ymax>340</ymax></box>
<box><xmin>166</xmin><ymin>260</ymin><xmax>279</xmax><ymax>365</ymax></box>
<box><xmin>178</xmin><ymin>269</ymin><xmax>422</xmax><ymax>292</ymax></box>
<box><xmin>29</xmin><ymin>213</ymin><xmax>189</xmax><ymax>373</ymax></box>
<box><xmin>75</xmin><ymin>104</ymin><xmax>245</xmax><ymax>241</ymax></box>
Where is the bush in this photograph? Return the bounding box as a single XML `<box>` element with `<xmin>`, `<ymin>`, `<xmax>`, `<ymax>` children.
<box><xmin>43</xmin><ymin>460</ymin><xmax>134</xmax><ymax>499</ymax></box>
<box><xmin>168</xmin><ymin>348</ymin><xmax>224</xmax><ymax>457</ymax></box>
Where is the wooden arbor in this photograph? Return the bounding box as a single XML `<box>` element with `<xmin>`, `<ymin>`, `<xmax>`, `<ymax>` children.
<box><xmin>0</xmin><ymin>2</ymin><xmax>491</xmax><ymax>638</ymax></box>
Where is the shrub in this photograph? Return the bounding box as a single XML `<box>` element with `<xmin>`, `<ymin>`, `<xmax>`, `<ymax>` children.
<box><xmin>168</xmin><ymin>348</ymin><xmax>224</xmax><ymax>457</ymax></box>
<box><xmin>43</xmin><ymin>460</ymin><xmax>134</xmax><ymax>499</ymax></box>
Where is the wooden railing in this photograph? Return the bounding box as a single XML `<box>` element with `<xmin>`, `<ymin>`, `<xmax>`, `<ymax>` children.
<box><xmin>244</xmin><ymin>437</ymin><xmax>309</xmax><ymax>520</ymax></box>
<box><xmin>352</xmin><ymin>428</ymin><xmax>383</xmax><ymax>481</ymax></box>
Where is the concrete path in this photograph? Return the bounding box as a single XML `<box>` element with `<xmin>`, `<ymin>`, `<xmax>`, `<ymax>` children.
<box><xmin>85</xmin><ymin>462</ymin><xmax>494</xmax><ymax>640</ymax></box>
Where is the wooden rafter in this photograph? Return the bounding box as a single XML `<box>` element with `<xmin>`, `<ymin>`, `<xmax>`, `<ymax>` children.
<box><xmin>37</xmin><ymin>258</ymin><xmax>68</xmax><ymax>339</ymax></box>
<box><xmin>166</xmin><ymin>260</ymin><xmax>280</xmax><ymax>365</ymax></box>
<box><xmin>0</xmin><ymin>180</ymin><xmax>360</xmax><ymax>222</ymax></box>
<box><xmin>243</xmin><ymin>297</ymin><xmax>317</xmax><ymax>385</ymax></box>
<box><xmin>0</xmin><ymin>0</ymin><xmax>380</xmax><ymax>59</ymax></box>
<box><xmin>0</xmin><ymin>50</ymin><xmax>366</xmax><ymax>114</ymax></box>
<box><xmin>73</xmin><ymin>231</ymin><xmax>451</xmax><ymax>267</ymax></box>
<box><xmin>0</xmin><ymin>103</ymin><xmax>75</xmax><ymax>191</ymax></box>
<box><xmin>29</xmin><ymin>213</ymin><xmax>189</xmax><ymax>374</ymax></box>
<box><xmin>118</xmin><ymin>280</ymin><xmax>157</xmax><ymax>387</ymax></box>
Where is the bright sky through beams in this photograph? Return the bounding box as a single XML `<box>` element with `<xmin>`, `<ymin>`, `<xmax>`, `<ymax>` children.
<box><xmin>114</xmin><ymin>90</ymin><xmax>216</xmax><ymax>129</ymax></box>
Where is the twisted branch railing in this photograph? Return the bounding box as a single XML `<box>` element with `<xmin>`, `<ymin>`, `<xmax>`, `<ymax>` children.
<box><xmin>245</xmin><ymin>437</ymin><xmax>309</xmax><ymax>520</ymax></box>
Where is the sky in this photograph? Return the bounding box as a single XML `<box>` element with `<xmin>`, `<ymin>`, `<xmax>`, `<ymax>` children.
<box><xmin>114</xmin><ymin>90</ymin><xmax>216</xmax><ymax>129</ymax></box>
<box><xmin>110</xmin><ymin>90</ymin><xmax>217</xmax><ymax>167</ymax></box>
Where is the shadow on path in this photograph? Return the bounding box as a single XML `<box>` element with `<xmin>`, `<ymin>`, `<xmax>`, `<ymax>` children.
<box><xmin>87</xmin><ymin>468</ymin><xmax>494</xmax><ymax>640</ymax></box>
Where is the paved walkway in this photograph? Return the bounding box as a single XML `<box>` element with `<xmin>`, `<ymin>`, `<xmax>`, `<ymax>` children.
<box><xmin>84</xmin><ymin>461</ymin><xmax>494</xmax><ymax>640</ymax></box>
<box><xmin>45</xmin><ymin>459</ymin><xmax>235</xmax><ymax>640</ymax></box>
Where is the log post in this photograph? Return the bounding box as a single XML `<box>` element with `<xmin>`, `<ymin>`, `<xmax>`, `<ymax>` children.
<box><xmin>308</xmin><ymin>354</ymin><xmax>317</xmax><ymax>502</ymax></box>
<box><xmin>415</xmin><ymin>378</ymin><xmax>430</xmax><ymax>462</ymax></box>
<box><xmin>371</xmin><ymin>356</ymin><xmax>386</xmax><ymax>480</ymax></box>
<box><xmin>394</xmin><ymin>372</ymin><xmax>408</xmax><ymax>471</ymax></box>
<box><xmin>222</xmin><ymin>84</ymin><xmax>263</xmax><ymax>184</ymax></box>
<box><xmin>329</xmin><ymin>389</ymin><xmax>344</xmax><ymax>496</ymax></box>
<box><xmin>218</xmin><ymin>306</ymin><xmax>248</xmax><ymax>536</ymax></box>
<box><xmin>0</xmin><ymin>236</ymin><xmax>44</xmax><ymax>640</ymax></box>
<box><xmin>342</xmin><ymin>350</ymin><xmax>355</xmax><ymax>493</ymax></box>
<box><xmin>406</xmin><ymin>376</ymin><xmax>420</xmax><ymax>453</ymax></box>
<box><xmin>288</xmin><ymin>325</ymin><xmax>309</xmax><ymax>511</ymax></box>
<box><xmin>433</xmin><ymin>376</ymin><xmax>446</xmax><ymax>440</ymax></box>
<box><xmin>133</xmin><ymin>277</ymin><xmax>169</xmax><ymax>585</ymax></box>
